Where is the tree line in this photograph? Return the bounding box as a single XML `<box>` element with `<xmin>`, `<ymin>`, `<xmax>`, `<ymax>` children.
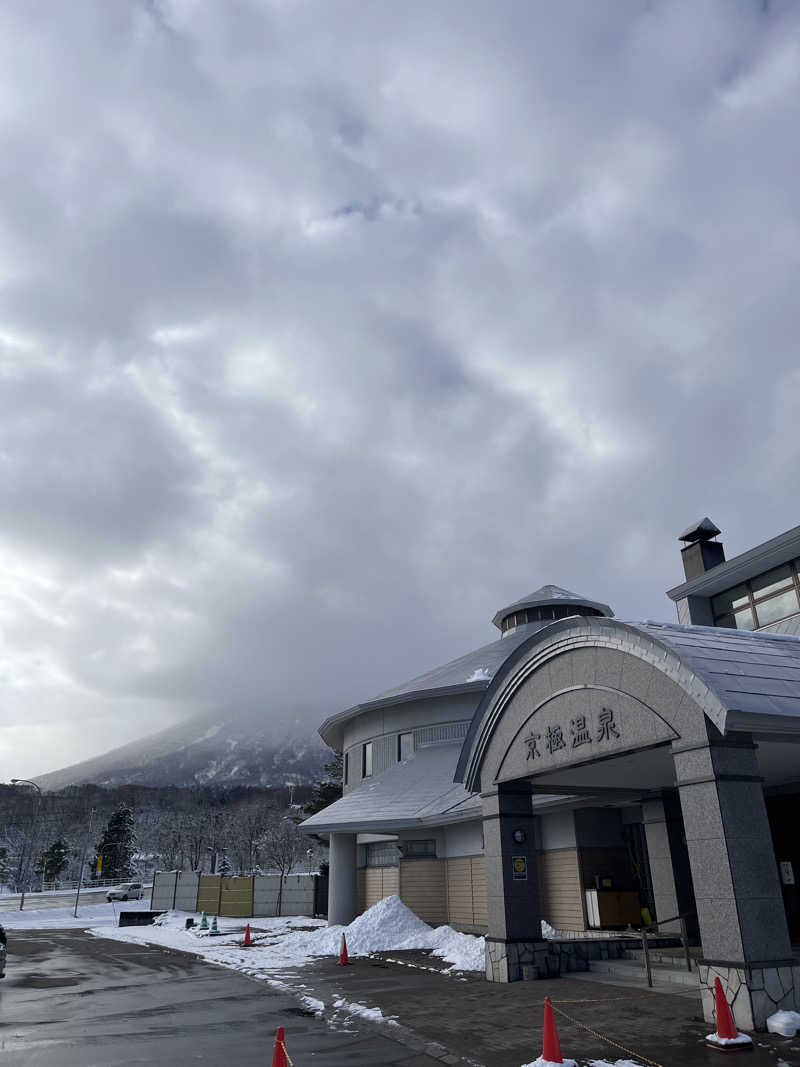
<box><xmin>0</xmin><ymin>777</ymin><xmax>337</xmax><ymax>889</ymax></box>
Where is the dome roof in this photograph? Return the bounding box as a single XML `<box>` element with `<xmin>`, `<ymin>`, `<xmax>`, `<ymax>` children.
<box><xmin>492</xmin><ymin>584</ymin><xmax>613</xmax><ymax>630</ymax></box>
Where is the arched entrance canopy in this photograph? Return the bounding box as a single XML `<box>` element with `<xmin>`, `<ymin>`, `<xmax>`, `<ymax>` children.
<box><xmin>456</xmin><ymin>615</ymin><xmax>800</xmax><ymax>794</ymax></box>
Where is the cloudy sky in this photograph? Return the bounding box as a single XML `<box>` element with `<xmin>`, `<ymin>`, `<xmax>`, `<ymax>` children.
<box><xmin>1</xmin><ymin>0</ymin><xmax>799</xmax><ymax>780</ymax></box>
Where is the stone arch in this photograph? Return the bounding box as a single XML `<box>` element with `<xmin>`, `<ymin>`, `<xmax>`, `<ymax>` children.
<box><xmin>459</xmin><ymin>615</ymin><xmax>726</xmax><ymax>793</ymax></box>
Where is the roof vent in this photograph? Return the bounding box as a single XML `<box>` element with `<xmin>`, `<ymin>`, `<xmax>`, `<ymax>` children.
<box><xmin>678</xmin><ymin>518</ymin><xmax>725</xmax><ymax>580</ymax></box>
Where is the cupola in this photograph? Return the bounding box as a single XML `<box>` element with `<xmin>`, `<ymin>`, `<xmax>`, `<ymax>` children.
<box><xmin>492</xmin><ymin>584</ymin><xmax>614</xmax><ymax>636</ymax></box>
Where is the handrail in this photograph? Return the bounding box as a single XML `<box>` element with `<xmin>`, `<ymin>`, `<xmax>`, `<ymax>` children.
<box><xmin>638</xmin><ymin>910</ymin><xmax>695</xmax><ymax>985</ymax></box>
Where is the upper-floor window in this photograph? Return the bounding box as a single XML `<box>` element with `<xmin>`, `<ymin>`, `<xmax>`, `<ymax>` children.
<box><xmin>404</xmin><ymin>839</ymin><xmax>436</xmax><ymax>858</ymax></box>
<box><xmin>398</xmin><ymin>732</ymin><xmax>414</xmax><ymax>761</ymax></box>
<box><xmin>362</xmin><ymin>741</ymin><xmax>373</xmax><ymax>778</ymax></box>
<box><xmin>712</xmin><ymin>561</ymin><xmax>800</xmax><ymax>630</ymax></box>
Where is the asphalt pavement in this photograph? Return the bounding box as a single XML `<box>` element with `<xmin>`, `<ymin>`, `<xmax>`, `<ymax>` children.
<box><xmin>0</xmin><ymin>929</ymin><xmax>445</xmax><ymax>1066</ymax></box>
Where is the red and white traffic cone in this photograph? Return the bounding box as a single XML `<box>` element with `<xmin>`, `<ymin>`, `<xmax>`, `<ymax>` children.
<box><xmin>336</xmin><ymin>931</ymin><xmax>351</xmax><ymax>966</ymax></box>
<box><xmin>271</xmin><ymin>1025</ymin><xmax>288</xmax><ymax>1067</ymax></box>
<box><xmin>243</xmin><ymin>923</ymin><xmax>251</xmax><ymax>947</ymax></box>
<box><xmin>705</xmin><ymin>976</ymin><xmax>753</xmax><ymax>1051</ymax></box>
<box><xmin>533</xmin><ymin>997</ymin><xmax>576</xmax><ymax>1067</ymax></box>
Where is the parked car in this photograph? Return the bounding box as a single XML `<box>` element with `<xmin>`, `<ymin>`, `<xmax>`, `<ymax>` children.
<box><xmin>106</xmin><ymin>882</ymin><xmax>144</xmax><ymax>902</ymax></box>
<box><xmin>0</xmin><ymin>923</ymin><xmax>6</xmax><ymax>979</ymax></box>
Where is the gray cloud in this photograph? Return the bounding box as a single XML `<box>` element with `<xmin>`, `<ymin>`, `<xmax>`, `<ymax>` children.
<box><xmin>1</xmin><ymin>0</ymin><xmax>799</xmax><ymax>778</ymax></box>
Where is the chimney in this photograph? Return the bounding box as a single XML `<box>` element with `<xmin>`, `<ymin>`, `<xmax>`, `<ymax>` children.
<box><xmin>678</xmin><ymin>518</ymin><xmax>725</xmax><ymax>581</ymax></box>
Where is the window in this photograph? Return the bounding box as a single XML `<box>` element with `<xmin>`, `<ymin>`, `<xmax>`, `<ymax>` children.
<box><xmin>755</xmin><ymin>589</ymin><xmax>799</xmax><ymax>627</ymax></box>
<box><xmin>713</xmin><ymin>564</ymin><xmax>800</xmax><ymax>631</ymax></box>
<box><xmin>362</xmin><ymin>741</ymin><xmax>373</xmax><ymax>778</ymax></box>
<box><xmin>343</xmin><ymin>752</ymin><xmax>349</xmax><ymax>786</ymax></box>
<box><xmin>398</xmin><ymin>732</ymin><xmax>414</xmax><ymax>761</ymax></box>
<box><xmin>403</xmin><ymin>839</ymin><xmax>436</xmax><ymax>858</ymax></box>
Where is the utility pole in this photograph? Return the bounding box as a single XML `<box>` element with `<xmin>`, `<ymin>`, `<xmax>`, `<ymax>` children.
<box><xmin>11</xmin><ymin>779</ymin><xmax>42</xmax><ymax>911</ymax></box>
<box><xmin>73</xmin><ymin>808</ymin><xmax>96</xmax><ymax>918</ymax></box>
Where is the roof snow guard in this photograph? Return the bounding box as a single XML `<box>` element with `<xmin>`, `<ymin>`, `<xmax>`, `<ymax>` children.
<box><xmin>491</xmin><ymin>584</ymin><xmax>613</xmax><ymax>630</ymax></box>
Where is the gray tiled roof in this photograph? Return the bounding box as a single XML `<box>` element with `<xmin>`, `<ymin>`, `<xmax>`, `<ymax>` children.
<box><xmin>318</xmin><ymin>620</ymin><xmax>556</xmax><ymax>748</ymax></box>
<box><xmin>633</xmin><ymin>620</ymin><xmax>800</xmax><ymax>722</ymax></box>
<box><xmin>300</xmin><ymin>744</ymin><xmax>480</xmax><ymax>833</ymax></box>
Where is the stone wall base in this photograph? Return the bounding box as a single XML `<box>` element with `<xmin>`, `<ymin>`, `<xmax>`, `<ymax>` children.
<box><xmin>486</xmin><ymin>938</ymin><xmax>625</xmax><ymax>982</ymax></box>
<box><xmin>699</xmin><ymin>960</ymin><xmax>800</xmax><ymax>1031</ymax></box>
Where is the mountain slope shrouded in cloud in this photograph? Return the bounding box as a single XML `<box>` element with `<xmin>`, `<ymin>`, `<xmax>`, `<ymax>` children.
<box><xmin>34</xmin><ymin>711</ymin><xmax>328</xmax><ymax>791</ymax></box>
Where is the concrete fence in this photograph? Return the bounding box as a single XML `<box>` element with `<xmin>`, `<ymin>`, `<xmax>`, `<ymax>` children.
<box><xmin>150</xmin><ymin>870</ymin><xmax>325</xmax><ymax>918</ymax></box>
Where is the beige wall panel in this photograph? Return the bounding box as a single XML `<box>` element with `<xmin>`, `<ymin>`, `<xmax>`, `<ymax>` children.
<box><xmin>471</xmin><ymin>856</ymin><xmax>488</xmax><ymax>927</ymax></box>
<box><xmin>357</xmin><ymin>869</ymin><xmax>366</xmax><ymax>914</ymax></box>
<box><xmin>220</xmin><ymin>876</ymin><xmax>254</xmax><ymax>917</ymax></box>
<box><xmin>444</xmin><ymin>855</ymin><xmax>488</xmax><ymax>930</ymax></box>
<box><xmin>401</xmin><ymin>859</ymin><xmax>447</xmax><ymax>924</ymax></box>
<box><xmin>446</xmin><ymin>857</ymin><xmax>474</xmax><ymax>927</ymax></box>
<box><xmin>357</xmin><ymin>866</ymin><xmax>399</xmax><ymax>914</ymax></box>
<box><xmin>197</xmin><ymin>875</ymin><xmax>222</xmax><ymax>915</ymax></box>
<box><xmin>538</xmin><ymin>848</ymin><xmax>585</xmax><ymax>931</ymax></box>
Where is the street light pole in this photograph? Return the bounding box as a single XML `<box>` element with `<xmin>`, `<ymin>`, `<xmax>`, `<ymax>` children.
<box><xmin>11</xmin><ymin>778</ymin><xmax>43</xmax><ymax>911</ymax></box>
<box><xmin>73</xmin><ymin>807</ymin><xmax>96</xmax><ymax>918</ymax></box>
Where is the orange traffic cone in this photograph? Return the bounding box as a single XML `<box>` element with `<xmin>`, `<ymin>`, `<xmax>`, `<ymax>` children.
<box><xmin>336</xmin><ymin>931</ymin><xmax>351</xmax><ymax>965</ymax></box>
<box><xmin>243</xmin><ymin>923</ymin><xmax>251</xmax><ymax>947</ymax></box>
<box><xmin>705</xmin><ymin>977</ymin><xmax>753</xmax><ymax>1051</ymax></box>
<box><xmin>271</xmin><ymin>1025</ymin><xmax>288</xmax><ymax>1067</ymax></box>
<box><xmin>542</xmin><ymin>996</ymin><xmax>563</xmax><ymax>1064</ymax></box>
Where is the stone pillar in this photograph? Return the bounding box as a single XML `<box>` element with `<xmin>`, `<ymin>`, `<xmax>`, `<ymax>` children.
<box><xmin>674</xmin><ymin>732</ymin><xmax>797</xmax><ymax>1030</ymax></box>
<box><xmin>483</xmin><ymin>784</ymin><xmax>552</xmax><ymax>982</ymax></box>
<box><xmin>642</xmin><ymin>797</ymin><xmax>680</xmax><ymax>933</ymax></box>
<box><xmin>327</xmin><ymin>832</ymin><xmax>357</xmax><ymax>926</ymax></box>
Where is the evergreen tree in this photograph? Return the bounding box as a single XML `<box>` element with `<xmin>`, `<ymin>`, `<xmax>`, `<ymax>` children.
<box><xmin>95</xmin><ymin>805</ymin><xmax>137</xmax><ymax>880</ymax></box>
<box><xmin>217</xmin><ymin>853</ymin><xmax>233</xmax><ymax>876</ymax></box>
<box><xmin>303</xmin><ymin>752</ymin><xmax>342</xmax><ymax>817</ymax></box>
<box><xmin>35</xmin><ymin>838</ymin><xmax>71</xmax><ymax>883</ymax></box>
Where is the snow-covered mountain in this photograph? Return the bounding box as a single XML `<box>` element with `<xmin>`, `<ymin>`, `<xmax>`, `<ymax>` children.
<box><xmin>34</xmin><ymin>712</ymin><xmax>329</xmax><ymax>791</ymax></box>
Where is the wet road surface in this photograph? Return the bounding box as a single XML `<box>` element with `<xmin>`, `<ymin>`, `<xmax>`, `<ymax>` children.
<box><xmin>0</xmin><ymin>930</ymin><xmax>444</xmax><ymax>1066</ymax></box>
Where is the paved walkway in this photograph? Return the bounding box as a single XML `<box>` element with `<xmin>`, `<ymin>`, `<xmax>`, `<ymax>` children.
<box><xmin>281</xmin><ymin>949</ymin><xmax>800</xmax><ymax>1066</ymax></box>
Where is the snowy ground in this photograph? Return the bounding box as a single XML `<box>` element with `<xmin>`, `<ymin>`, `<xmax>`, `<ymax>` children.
<box><xmin>91</xmin><ymin>894</ymin><xmax>486</xmax><ymax>975</ymax></box>
<box><xmin>1</xmin><ymin>898</ymin><xmax>151</xmax><ymax>929</ymax></box>
<box><xmin>4</xmin><ymin>894</ymin><xmax>649</xmax><ymax>1066</ymax></box>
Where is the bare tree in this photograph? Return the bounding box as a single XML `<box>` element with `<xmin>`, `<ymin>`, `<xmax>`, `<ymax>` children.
<box><xmin>260</xmin><ymin>818</ymin><xmax>306</xmax><ymax>916</ymax></box>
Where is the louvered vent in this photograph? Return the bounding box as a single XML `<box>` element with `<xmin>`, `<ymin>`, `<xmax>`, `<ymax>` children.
<box><xmin>413</xmin><ymin>721</ymin><xmax>469</xmax><ymax>748</ymax></box>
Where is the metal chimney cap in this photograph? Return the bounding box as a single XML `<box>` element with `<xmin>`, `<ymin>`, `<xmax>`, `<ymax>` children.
<box><xmin>678</xmin><ymin>517</ymin><xmax>721</xmax><ymax>544</ymax></box>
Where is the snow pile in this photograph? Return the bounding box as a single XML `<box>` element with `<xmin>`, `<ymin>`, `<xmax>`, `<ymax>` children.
<box><xmin>705</xmin><ymin>1033</ymin><xmax>753</xmax><ymax>1048</ymax></box>
<box><xmin>519</xmin><ymin>1058</ymin><xmax>576</xmax><ymax>1067</ymax></box>
<box><xmin>332</xmin><ymin>996</ymin><xmax>395</xmax><ymax>1024</ymax></box>
<box><xmin>541</xmin><ymin>920</ymin><xmax>558</xmax><ymax>938</ymax></box>
<box><xmin>465</xmin><ymin>667</ymin><xmax>492</xmax><ymax>682</ymax></box>
<box><xmin>427</xmin><ymin>923</ymin><xmax>486</xmax><ymax>972</ymax></box>
<box><xmin>767</xmin><ymin>1010</ymin><xmax>800</xmax><ymax>1037</ymax></box>
<box><xmin>91</xmin><ymin>895</ymin><xmax>486</xmax><ymax>975</ymax></box>
<box><xmin>321</xmin><ymin>893</ymin><xmax>432</xmax><ymax>956</ymax></box>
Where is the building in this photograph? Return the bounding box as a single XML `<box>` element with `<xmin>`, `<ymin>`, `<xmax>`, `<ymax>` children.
<box><xmin>301</xmin><ymin>521</ymin><xmax>800</xmax><ymax>1030</ymax></box>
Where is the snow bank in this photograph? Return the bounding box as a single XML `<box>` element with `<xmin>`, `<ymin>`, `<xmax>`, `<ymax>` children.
<box><xmin>767</xmin><ymin>1009</ymin><xmax>800</xmax><ymax>1037</ymax></box>
<box><xmin>91</xmin><ymin>895</ymin><xmax>486</xmax><ymax>975</ymax></box>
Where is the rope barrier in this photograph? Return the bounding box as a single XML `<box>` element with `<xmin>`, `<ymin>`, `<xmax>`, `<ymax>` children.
<box><xmin>279</xmin><ymin>1038</ymin><xmax>295</xmax><ymax>1067</ymax></box>
<box><xmin>550</xmin><ymin>1001</ymin><xmax>663</xmax><ymax>1067</ymax></box>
